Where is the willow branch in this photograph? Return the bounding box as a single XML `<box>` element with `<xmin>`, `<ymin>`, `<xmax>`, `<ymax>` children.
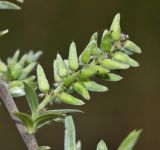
<box><xmin>0</xmin><ymin>76</ymin><xmax>38</xmax><ymax>150</ymax></box>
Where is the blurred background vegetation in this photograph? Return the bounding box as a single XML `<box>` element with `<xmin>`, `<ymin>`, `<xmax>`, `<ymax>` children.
<box><xmin>0</xmin><ymin>0</ymin><xmax>159</xmax><ymax>149</ymax></box>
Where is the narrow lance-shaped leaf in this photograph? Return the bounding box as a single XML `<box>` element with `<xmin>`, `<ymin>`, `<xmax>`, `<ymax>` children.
<box><xmin>57</xmin><ymin>54</ymin><xmax>68</xmax><ymax>77</ymax></box>
<box><xmin>14</xmin><ymin>112</ymin><xmax>34</xmax><ymax>134</ymax></box>
<box><xmin>0</xmin><ymin>1</ymin><xmax>21</xmax><ymax>10</ymax></box>
<box><xmin>64</xmin><ymin>116</ymin><xmax>77</xmax><ymax>150</ymax></box>
<box><xmin>24</xmin><ymin>82</ymin><xmax>39</xmax><ymax>118</ymax></box>
<box><xmin>68</xmin><ymin>42</ymin><xmax>79</xmax><ymax>71</ymax></box>
<box><xmin>76</xmin><ymin>140</ymin><xmax>82</xmax><ymax>150</ymax></box>
<box><xmin>16</xmin><ymin>0</ymin><xmax>24</xmax><ymax>3</ymax></box>
<box><xmin>58</xmin><ymin>92</ymin><xmax>85</xmax><ymax>106</ymax></box>
<box><xmin>97</xmin><ymin>140</ymin><xmax>108</xmax><ymax>150</ymax></box>
<box><xmin>9</xmin><ymin>50</ymin><xmax>20</xmax><ymax>65</ymax></box>
<box><xmin>38</xmin><ymin>146</ymin><xmax>51</xmax><ymax>150</ymax></box>
<box><xmin>35</xmin><ymin>112</ymin><xmax>64</xmax><ymax>129</ymax></box>
<box><xmin>0</xmin><ymin>29</ymin><xmax>8</xmax><ymax>37</ymax></box>
<box><xmin>73</xmin><ymin>82</ymin><xmax>90</xmax><ymax>100</ymax></box>
<box><xmin>110</xmin><ymin>13</ymin><xmax>121</xmax><ymax>41</ymax></box>
<box><xmin>0</xmin><ymin>59</ymin><xmax>7</xmax><ymax>73</ymax></box>
<box><xmin>118</xmin><ymin>129</ymin><xmax>142</xmax><ymax>150</ymax></box>
<box><xmin>100</xmin><ymin>29</ymin><xmax>112</xmax><ymax>52</ymax></box>
<box><xmin>41</xmin><ymin>109</ymin><xmax>83</xmax><ymax>114</ymax></box>
<box><xmin>83</xmin><ymin>81</ymin><xmax>108</xmax><ymax>92</ymax></box>
<box><xmin>113</xmin><ymin>51</ymin><xmax>139</xmax><ymax>67</ymax></box>
<box><xmin>37</xmin><ymin>64</ymin><xmax>50</xmax><ymax>93</ymax></box>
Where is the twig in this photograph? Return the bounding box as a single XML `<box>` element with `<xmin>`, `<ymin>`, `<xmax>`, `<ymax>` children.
<box><xmin>0</xmin><ymin>76</ymin><xmax>38</xmax><ymax>150</ymax></box>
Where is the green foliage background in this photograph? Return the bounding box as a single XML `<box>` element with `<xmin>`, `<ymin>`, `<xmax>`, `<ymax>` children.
<box><xmin>0</xmin><ymin>0</ymin><xmax>159</xmax><ymax>149</ymax></box>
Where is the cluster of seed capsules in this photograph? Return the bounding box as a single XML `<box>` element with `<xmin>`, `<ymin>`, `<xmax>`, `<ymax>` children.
<box><xmin>0</xmin><ymin>50</ymin><xmax>42</xmax><ymax>97</ymax></box>
<box><xmin>37</xmin><ymin>13</ymin><xmax>142</xmax><ymax>107</ymax></box>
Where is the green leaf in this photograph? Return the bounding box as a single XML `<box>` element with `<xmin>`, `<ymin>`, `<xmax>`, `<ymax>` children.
<box><xmin>68</xmin><ymin>42</ymin><xmax>79</xmax><ymax>71</ymax></box>
<box><xmin>41</xmin><ymin>109</ymin><xmax>83</xmax><ymax>114</ymax></box>
<box><xmin>14</xmin><ymin>112</ymin><xmax>34</xmax><ymax>134</ymax></box>
<box><xmin>35</xmin><ymin>112</ymin><xmax>64</xmax><ymax>129</ymax></box>
<box><xmin>16</xmin><ymin>0</ymin><xmax>24</xmax><ymax>3</ymax></box>
<box><xmin>101</xmin><ymin>59</ymin><xmax>130</xmax><ymax>70</ymax></box>
<box><xmin>113</xmin><ymin>51</ymin><xmax>139</xmax><ymax>67</ymax></box>
<box><xmin>100</xmin><ymin>29</ymin><xmax>112</xmax><ymax>52</ymax></box>
<box><xmin>0</xmin><ymin>1</ymin><xmax>21</xmax><ymax>10</ymax></box>
<box><xmin>76</xmin><ymin>140</ymin><xmax>82</xmax><ymax>150</ymax></box>
<box><xmin>59</xmin><ymin>92</ymin><xmax>85</xmax><ymax>106</ymax></box>
<box><xmin>79</xmin><ymin>40</ymin><xmax>96</xmax><ymax>64</ymax></box>
<box><xmin>110</xmin><ymin>13</ymin><xmax>121</xmax><ymax>41</ymax></box>
<box><xmin>0</xmin><ymin>29</ymin><xmax>8</xmax><ymax>37</ymax></box>
<box><xmin>0</xmin><ymin>59</ymin><xmax>7</xmax><ymax>73</ymax></box>
<box><xmin>24</xmin><ymin>82</ymin><xmax>39</xmax><ymax>118</ymax></box>
<box><xmin>38</xmin><ymin>146</ymin><xmax>51</xmax><ymax>150</ymax></box>
<box><xmin>37</xmin><ymin>64</ymin><xmax>50</xmax><ymax>93</ymax></box>
<box><xmin>117</xmin><ymin>130</ymin><xmax>142</xmax><ymax>150</ymax></box>
<box><xmin>106</xmin><ymin>73</ymin><xmax>123</xmax><ymax>81</ymax></box>
<box><xmin>64</xmin><ymin>116</ymin><xmax>77</xmax><ymax>150</ymax></box>
<box><xmin>97</xmin><ymin>140</ymin><xmax>108</xmax><ymax>150</ymax></box>
<box><xmin>124</xmin><ymin>40</ymin><xmax>142</xmax><ymax>54</ymax></box>
<box><xmin>83</xmin><ymin>81</ymin><xmax>108</xmax><ymax>92</ymax></box>
<box><xmin>56</xmin><ymin>54</ymin><xmax>68</xmax><ymax>77</ymax></box>
<box><xmin>73</xmin><ymin>82</ymin><xmax>90</xmax><ymax>100</ymax></box>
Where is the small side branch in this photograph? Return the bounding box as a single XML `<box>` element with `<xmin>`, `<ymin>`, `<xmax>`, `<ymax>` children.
<box><xmin>0</xmin><ymin>76</ymin><xmax>38</xmax><ymax>150</ymax></box>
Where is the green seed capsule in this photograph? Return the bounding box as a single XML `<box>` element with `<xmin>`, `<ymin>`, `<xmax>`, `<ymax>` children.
<box><xmin>110</xmin><ymin>13</ymin><xmax>121</xmax><ymax>41</ymax></box>
<box><xmin>100</xmin><ymin>59</ymin><xmax>129</xmax><ymax>70</ymax></box>
<box><xmin>113</xmin><ymin>51</ymin><xmax>139</xmax><ymax>67</ymax></box>
<box><xmin>79</xmin><ymin>40</ymin><xmax>96</xmax><ymax>64</ymax></box>
<box><xmin>19</xmin><ymin>63</ymin><xmax>36</xmax><ymax>80</ymax></box>
<box><xmin>68</xmin><ymin>42</ymin><xmax>79</xmax><ymax>71</ymax></box>
<box><xmin>59</xmin><ymin>92</ymin><xmax>85</xmax><ymax>105</ymax></box>
<box><xmin>63</xmin><ymin>72</ymin><xmax>79</xmax><ymax>87</ymax></box>
<box><xmin>7</xmin><ymin>50</ymin><xmax>20</xmax><ymax>66</ymax></box>
<box><xmin>18</xmin><ymin>54</ymin><xmax>27</xmax><ymax>67</ymax></box>
<box><xmin>83</xmin><ymin>81</ymin><xmax>108</xmax><ymax>92</ymax></box>
<box><xmin>0</xmin><ymin>59</ymin><xmax>7</xmax><ymax>73</ymax></box>
<box><xmin>73</xmin><ymin>82</ymin><xmax>90</xmax><ymax>100</ymax></box>
<box><xmin>53</xmin><ymin>59</ymin><xmax>62</xmax><ymax>82</ymax></box>
<box><xmin>90</xmin><ymin>33</ymin><xmax>98</xmax><ymax>55</ymax></box>
<box><xmin>100</xmin><ymin>29</ymin><xmax>112</xmax><ymax>52</ymax></box>
<box><xmin>106</xmin><ymin>73</ymin><xmax>123</xmax><ymax>81</ymax></box>
<box><xmin>56</xmin><ymin>54</ymin><xmax>68</xmax><ymax>77</ymax></box>
<box><xmin>37</xmin><ymin>64</ymin><xmax>50</xmax><ymax>93</ymax></box>
<box><xmin>32</xmin><ymin>51</ymin><xmax>43</xmax><ymax>62</ymax></box>
<box><xmin>90</xmin><ymin>32</ymin><xmax>98</xmax><ymax>42</ymax></box>
<box><xmin>94</xmin><ymin>65</ymin><xmax>110</xmax><ymax>76</ymax></box>
<box><xmin>10</xmin><ymin>63</ymin><xmax>23</xmax><ymax>79</ymax></box>
<box><xmin>79</xmin><ymin>65</ymin><xmax>97</xmax><ymax>80</ymax></box>
<box><xmin>124</xmin><ymin>40</ymin><xmax>142</xmax><ymax>54</ymax></box>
